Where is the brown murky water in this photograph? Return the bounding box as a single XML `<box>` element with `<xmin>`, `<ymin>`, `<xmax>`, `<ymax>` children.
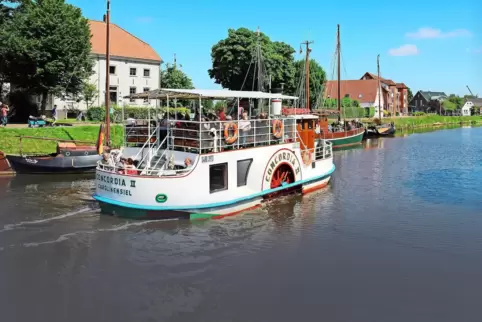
<box><xmin>1</xmin><ymin>127</ymin><xmax>482</xmax><ymax>322</ymax></box>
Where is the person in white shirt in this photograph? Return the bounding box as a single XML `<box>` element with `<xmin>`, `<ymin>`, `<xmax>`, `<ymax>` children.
<box><xmin>238</xmin><ymin>112</ymin><xmax>251</xmax><ymax>147</ymax></box>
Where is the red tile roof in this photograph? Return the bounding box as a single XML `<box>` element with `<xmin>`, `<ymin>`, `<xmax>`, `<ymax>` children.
<box><xmin>360</xmin><ymin>72</ymin><xmax>396</xmax><ymax>85</ymax></box>
<box><xmin>324</xmin><ymin>80</ymin><xmax>378</xmax><ymax>103</ymax></box>
<box><xmin>89</xmin><ymin>20</ymin><xmax>161</xmax><ymax>62</ymax></box>
<box><xmin>396</xmin><ymin>83</ymin><xmax>408</xmax><ymax>89</ymax></box>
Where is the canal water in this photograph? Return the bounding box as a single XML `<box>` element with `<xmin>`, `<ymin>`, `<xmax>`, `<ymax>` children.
<box><xmin>1</xmin><ymin>127</ymin><xmax>482</xmax><ymax>322</ymax></box>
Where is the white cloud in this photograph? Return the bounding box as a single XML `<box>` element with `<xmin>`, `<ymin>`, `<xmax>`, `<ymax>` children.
<box><xmin>406</xmin><ymin>27</ymin><xmax>471</xmax><ymax>39</ymax></box>
<box><xmin>388</xmin><ymin>44</ymin><xmax>419</xmax><ymax>56</ymax></box>
<box><xmin>136</xmin><ymin>17</ymin><xmax>153</xmax><ymax>24</ymax></box>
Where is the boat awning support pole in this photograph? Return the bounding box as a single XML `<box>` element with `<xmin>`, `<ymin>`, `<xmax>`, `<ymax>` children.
<box><xmin>198</xmin><ymin>95</ymin><xmax>202</xmax><ymax>152</ymax></box>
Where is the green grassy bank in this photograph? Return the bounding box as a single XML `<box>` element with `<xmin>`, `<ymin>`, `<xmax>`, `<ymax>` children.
<box><xmin>378</xmin><ymin>115</ymin><xmax>482</xmax><ymax>129</ymax></box>
<box><xmin>0</xmin><ymin>125</ymin><xmax>123</xmax><ymax>154</ymax></box>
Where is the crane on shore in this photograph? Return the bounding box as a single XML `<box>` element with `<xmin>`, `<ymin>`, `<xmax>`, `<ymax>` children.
<box><xmin>466</xmin><ymin>85</ymin><xmax>478</xmax><ymax>98</ymax></box>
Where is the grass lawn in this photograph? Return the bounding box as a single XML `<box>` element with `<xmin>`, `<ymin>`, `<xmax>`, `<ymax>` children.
<box><xmin>0</xmin><ymin>125</ymin><xmax>123</xmax><ymax>154</ymax></box>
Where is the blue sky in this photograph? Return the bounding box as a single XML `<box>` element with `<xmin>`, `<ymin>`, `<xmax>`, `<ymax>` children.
<box><xmin>70</xmin><ymin>0</ymin><xmax>481</xmax><ymax>96</ymax></box>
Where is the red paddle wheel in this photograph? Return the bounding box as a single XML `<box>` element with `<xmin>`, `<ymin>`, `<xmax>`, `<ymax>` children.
<box><xmin>264</xmin><ymin>164</ymin><xmax>297</xmax><ymax>199</ymax></box>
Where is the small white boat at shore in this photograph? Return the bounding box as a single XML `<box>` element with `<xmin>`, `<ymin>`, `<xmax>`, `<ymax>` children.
<box><xmin>93</xmin><ymin>89</ymin><xmax>335</xmax><ymax>220</ymax></box>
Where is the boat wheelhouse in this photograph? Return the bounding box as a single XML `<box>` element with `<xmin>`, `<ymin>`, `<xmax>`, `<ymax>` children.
<box><xmin>93</xmin><ymin>89</ymin><xmax>335</xmax><ymax>220</ymax></box>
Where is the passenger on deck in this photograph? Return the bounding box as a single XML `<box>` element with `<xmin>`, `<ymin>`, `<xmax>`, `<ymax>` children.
<box><xmin>184</xmin><ymin>157</ymin><xmax>192</xmax><ymax>169</ymax></box>
<box><xmin>124</xmin><ymin>158</ymin><xmax>137</xmax><ymax>175</ymax></box>
<box><xmin>218</xmin><ymin>107</ymin><xmax>226</xmax><ymax>121</ymax></box>
<box><xmin>238</xmin><ymin>112</ymin><xmax>251</xmax><ymax>147</ymax></box>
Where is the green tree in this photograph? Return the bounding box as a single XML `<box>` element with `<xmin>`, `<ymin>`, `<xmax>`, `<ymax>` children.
<box><xmin>293</xmin><ymin>59</ymin><xmax>326</xmax><ymax>108</ymax></box>
<box><xmin>442</xmin><ymin>100</ymin><xmax>457</xmax><ymax>112</ymax></box>
<box><xmin>80</xmin><ymin>81</ymin><xmax>98</xmax><ymax>109</ymax></box>
<box><xmin>214</xmin><ymin>100</ymin><xmax>225</xmax><ymax>111</ymax></box>
<box><xmin>208</xmin><ymin>28</ymin><xmax>296</xmax><ymax>92</ymax></box>
<box><xmin>0</xmin><ymin>0</ymin><xmax>93</xmax><ymax>113</ymax></box>
<box><xmin>160</xmin><ymin>64</ymin><xmax>194</xmax><ymax>89</ymax></box>
<box><xmin>407</xmin><ymin>87</ymin><xmax>413</xmax><ymax>102</ymax></box>
<box><xmin>447</xmin><ymin>95</ymin><xmax>464</xmax><ymax>109</ymax></box>
<box><xmin>202</xmin><ymin>99</ymin><xmax>214</xmax><ymax>111</ymax></box>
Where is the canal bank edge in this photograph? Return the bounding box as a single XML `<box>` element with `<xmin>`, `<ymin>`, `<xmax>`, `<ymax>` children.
<box><xmin>375</xmin><ymin>115</ymin><xmax>482</xmax><ymax>129</ymax></box>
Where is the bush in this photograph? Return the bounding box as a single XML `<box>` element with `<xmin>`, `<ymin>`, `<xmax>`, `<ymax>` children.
<box><xmin>365</xmin><ymin>107</ymin><xmax>375</xmax><ymax>118</ymax></box>
<box><xmin>86</xmin><ymin>106</ymin><xmax>191</xmax><ymax>122</ymax></box>
<box><xmin>342</xmin><ymin>106</ymin><xmax>366</xmax><ymax>118</ymax></box>
<box><xmin>413</xmin><ymin>111</ymin><xmax>426</xmax><ymax>116</ymax></box>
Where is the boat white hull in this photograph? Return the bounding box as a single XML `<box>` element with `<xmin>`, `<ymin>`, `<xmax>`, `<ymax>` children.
<box><xmin>94</xmin><ymin>143</ymin><xmax>335</xmax><ymax>220</ymax></box>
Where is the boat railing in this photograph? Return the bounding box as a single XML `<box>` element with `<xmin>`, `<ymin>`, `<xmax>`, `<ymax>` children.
<box><xmin>131</xmin><ymin>125</ymin><xmax>159</xmax><ymax>161</ymax></box>
<box><xmin>162</xmin><ymin>117</ymin><xmax>296</xmax><ymax>153</ymax></box>
<box><xmin>140</xmin><ymin>134</ymin><xmax>171</xmax><ymax>173</ymax></box>
<box><xmin>125</xmin><ymin>121</ymin><xmax>158</xmax><ymax>148</ymax></box>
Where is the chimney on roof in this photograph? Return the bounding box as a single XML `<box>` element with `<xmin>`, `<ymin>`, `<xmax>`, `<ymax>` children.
<box><xmin>103</xmin><ymin>14</ymin><xmax>106</xmax><ymax>22</ymax></box>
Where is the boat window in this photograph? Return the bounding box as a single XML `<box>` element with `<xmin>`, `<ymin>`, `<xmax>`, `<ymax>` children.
<box><xmin>237</xmin><ymin>159</ymin><xmax>253</xmax><ymax>187</ymax></box>
<box><xmin>210</xmin><ymin>163</ymin><xmax>228</xmax><ymax>193</ymax></box>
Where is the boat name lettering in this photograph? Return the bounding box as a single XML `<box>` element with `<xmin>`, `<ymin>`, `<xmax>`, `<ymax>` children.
<box><xmin>201</xmin><ymin>155</ymin><xmax>214</xmax><ymax>163</ymax></box>
<box><xmin>265</xmin><ymin>150</ymin><xmax>301</xmax><ymax>183</ymax></box>
<box><xmin>97</xmin><ymin>184</ymin><xmax>133</xmax><ymax>196</ymax></box>
<box><xmin>96</xmin><ymin>173</ymin><xmax>136</xmax><ymax>188</ymax></box>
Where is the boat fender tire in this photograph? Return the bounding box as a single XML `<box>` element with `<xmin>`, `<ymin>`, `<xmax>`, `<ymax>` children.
<box><xmin>224</xmin><ymin>122</ymin><xmax>238</xmax><ymax>144</ymax></box>
<box><xmin>65</xmin><ymin>151</ymin><xmax>71</xmax><ymax>156</ymax></box>
<box><xmin>84</xmin><ymin>151</ymin><xmax>89</xmax><ymax>156</ymax></box>
<box><xmin>272</xmin><ymin>119</ymin><xmax>283</xmax><ymax>139</ymax></box>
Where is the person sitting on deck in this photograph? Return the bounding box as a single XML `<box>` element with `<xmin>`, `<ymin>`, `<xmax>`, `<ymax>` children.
<box><xmin>124</xmin><ymin>158</ymin><xmax>137</xmax><ymax>175</ymax></box>
<box><xmin>101</xmin><ymin>152</ymin><xmax>115</xmax><ymax>171</ymax></box>
<box><xmin>184</xmin><ymin>157</ymin><xmax>192</xmax><ymax>169</ymax></box>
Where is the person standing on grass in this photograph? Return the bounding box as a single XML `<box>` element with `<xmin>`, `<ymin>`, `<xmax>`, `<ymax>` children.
<box><xmin>52</xmin><ymin>105</ymin><xmax>58</xmax><ymax>125</ymax></box>
<box><xmin>1</xmin><ymin>104</ymin><xmax>9</xmax><ymax>127</ymax></box>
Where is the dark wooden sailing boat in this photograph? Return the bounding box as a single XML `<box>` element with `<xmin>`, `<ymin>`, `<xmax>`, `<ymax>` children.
<box><xmin>364</xmin><ymin>54</ymin><xmax>396</xmax><ymax>138</ymax></box>
<box><xmin>0</xmin><ymin>125</ymin><xmax>104</xmax><ymax>175</ymax></box>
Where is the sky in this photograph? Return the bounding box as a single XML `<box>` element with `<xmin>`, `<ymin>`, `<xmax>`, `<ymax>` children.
<box><xmin>70</xmin><ymin>0</ymin><xmax>481</xmax><ymax>96</ymax></box>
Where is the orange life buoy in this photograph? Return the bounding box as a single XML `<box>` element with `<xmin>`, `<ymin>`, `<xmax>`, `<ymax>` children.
<box><xmin>224</xmin><ymin>122</ymin><xmax>238</xmax><ymax>144</ymax></box>
<box><xmin>301</xmin><ymin>150</ymin><xmax>312</xmax><ymax>166</ymax></box>
<box><xmin>272</xmin><ymin>119</ymin><xmax>283</xmax><ymax>139</ymax></box>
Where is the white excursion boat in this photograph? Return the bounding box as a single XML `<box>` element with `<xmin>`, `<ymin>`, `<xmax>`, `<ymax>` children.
<box><xmin>93</xmin><ymin>88</ymin><xmax>335</xmax><ymax>220</ymax></box>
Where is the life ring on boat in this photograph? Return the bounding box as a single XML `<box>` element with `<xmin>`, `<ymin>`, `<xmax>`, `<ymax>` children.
<box><xmin>65</xmin><ymin>151</ymin><xmax>71</xmax><ymax>156</ymax></box>
<box><xmin>301</xmin><ymin>150</ymin><xmax>312</xmax><ymax>166</ymax></box>
<box><xmin>272</xmin><ymin>119</ymin><xmax>283</xmax><ymax>139</ymax></box>
<box><xmin>84</xmin><ymin>151</ymin><xmax>89</xmax><ymax>156</ymax></box>
<box><xmin>224</xmin><ymin>122</ymin><xmax>238</xmax><ymax>144</ymax></box>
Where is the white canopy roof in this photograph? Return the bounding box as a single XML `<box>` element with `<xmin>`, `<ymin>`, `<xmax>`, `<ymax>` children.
<box><xmin>126</xmin><ymin>88</ymin><xmax>298</xmax><ymax>100</ymax></box>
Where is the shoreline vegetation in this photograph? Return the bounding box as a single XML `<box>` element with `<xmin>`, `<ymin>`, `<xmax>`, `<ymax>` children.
<box><xmin>382</xmin><ymin>115</ymin><xmax>482</xmax><ymax>129</ymax></box>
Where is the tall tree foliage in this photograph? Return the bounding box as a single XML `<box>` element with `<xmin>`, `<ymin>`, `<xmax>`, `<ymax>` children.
<box><xmin>208</xmin><ymin>28</ymin><xmax>296</xmax><ymax>92</ymax></box>
<box><xmin>160</xmin><ymin>64</ymin><xmax>194</xmax><ymax>89</ymax></box>
<box><xmin>0</xmin><ymin>0</ymin><xmax>93</xmax><ymax>112</ymax></box>
<box><xmin>293</xmin><ymin>59</ymin><xmax>326</xmax><ymax>108</ymax></box>
<box><xmin>407</xmin><ymin>87</ymin><xmax>413</xmax><ymax>102</ymax></box>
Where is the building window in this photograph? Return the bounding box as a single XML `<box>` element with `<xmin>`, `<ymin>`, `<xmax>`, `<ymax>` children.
<box><xmin>129</xmin><ymin>87</ymin><xmax>136</xmax><ymax>102</ymax></box>
<box><xmin>210</xmin><ymin>163</ymin><xmax>228</xmax><ymax>193</ymax></box>
<box><xmin>129</xmin><ymin>68</ymin><xmax>137</xmax><ymax>76</ymax></box>
<box><xmin>143</xmin><ymin>87</ymin><xmax>150</xmax><ymax>103</ymax></box>
<box><xmin>109</xmin><ymin>86</ymin><xmax>117</xmax><ymax>105</ymax></box>
<box><xmin>109</xmin><ymin>65</ymin><xmax>116</xmax><ymax>75</ymax></box>
<box><xmin>237</xmin><ymin>159</ymin><xmax>253</xmax><ymax>187</ymax></box>
<box><xmin>143</xmin><ymin>69</ymin><xmax>150</xmax><ymax>77</ymax></box>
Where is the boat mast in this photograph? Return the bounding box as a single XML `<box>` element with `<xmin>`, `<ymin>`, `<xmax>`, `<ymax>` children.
<box><xmin>104</xmin><ymin>0</ymin><xmax>111</xmax><ymax>146</ymax></box>
<box><xmin>377</xmin><ymin>54</ymin><xmax>381</xmax><ymax>119</ymax></box>
<box><xmin>301</xmin><ymin>40</ymin><xmax>313</xmax><ymax>111</ymax></box>
<box><xmin>337</xmin><ymin>24</ymin><xmax>341</xmax><ymax>122</ymax></box>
